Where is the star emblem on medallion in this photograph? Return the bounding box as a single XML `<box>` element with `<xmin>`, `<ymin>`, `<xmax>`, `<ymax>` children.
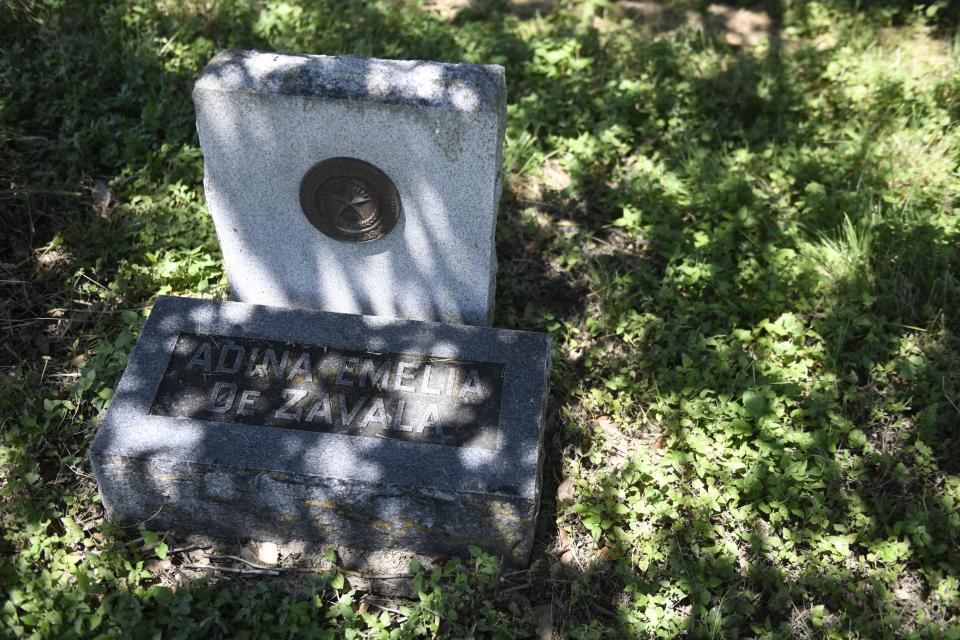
<box><xmin>299</xmin><ymin>157</ymin><xmax>401</xmax><ymax>243</ymax></box>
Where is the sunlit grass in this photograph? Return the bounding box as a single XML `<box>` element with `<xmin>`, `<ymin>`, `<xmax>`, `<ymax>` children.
<box><xmin>2</xmin><ymin>0</ymin><xmax>959</xmax><ymax>637</ymax></box>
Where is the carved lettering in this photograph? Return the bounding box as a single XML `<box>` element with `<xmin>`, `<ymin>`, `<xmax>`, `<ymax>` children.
<box><xmin>186</xmin><ymin>342</ymin><xmax>213</xmax><ymax>372</ymax></box>
<box><xmin>151</xmin><ymin>333</ymin><xmax>505</xmax><ymax>450</ymax></box>
<box><xmin>207</xmin><ymin>381</ymin><xmax>236</xmax><ymax>413</ymax></box>
<box><xmin>274</xmin><ymin>388</ymin><xmax>308</xmax><ymax>421</ymax></box>
<box><xmin>338</xmin><ymin>394</ymin><xmax>368</xmax><ymax>427</ymax></box>
<box><xmin>458</xmin><ymin>369</ymin><xmax>484</xmax><ymax>402</ymax></box>
<box><xmin>394</xmin><ymin>361</ymin><xmax>418</xmax><ymax>393</ymax></box>
<box><xmin>287</xmin><ymin>352</ymin><xmax>313</xmax><ymax>382</ymax></box>
<box><xmin>244</xmin><ymin>347</ymin><xmax>261</xmax><ymax>376</ymax></box>
<box><xmin>417</xmin><ymin>403</ymin><xmax>443</xmax><ymax>435</ymax></box>
<box><xmin>360</xmin><ymin>397</ymin><xmax>388</xmax><ymax>429</ymax></box>
<box><xmin>215</xmin><ymin>344</ymin><xmax>245</xmax><ymax>374</ymax></box>
<box><xmin>359</xmin><ymin>358</ymin><xmax>391</xmax><ymax>389</ymax></box>
<box><xmin>419</xmin><ymin>364</ymin><xmax>443</xmax><ymax>395</ymax></box>
<box><xmin>393</xmin><ymin>399</ymin><xmax>414</xmax><ymax>432</ymax></box>
<box><xmin>305</xmin><ymin>393</ymin><xmax>333</xmax><ymax>425</ymax></box>
<box><xmin>444</xmin><ymin>367</ymin><xmax>457</xmax><ymax>396</ymax></box>
<box><xmin>237</xmin><ymin>389</ymin><xmax>260</xmax><ymax>416</ymax></box>
<box><xmin>336</xmin><ymin>357</ymin><xmax>359</xmax><ymax>386</ymax></box>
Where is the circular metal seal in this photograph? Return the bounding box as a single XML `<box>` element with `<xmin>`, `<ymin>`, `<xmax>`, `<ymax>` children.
<box><xmin>299</xmin><ymin>157</ymin><xmax>401</xmax><ymax>243</ymax></box>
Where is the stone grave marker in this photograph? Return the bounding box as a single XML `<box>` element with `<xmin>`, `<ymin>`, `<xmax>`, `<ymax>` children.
<box><xmin>193</xmin><ymin>50</ymin><xmax>506</xmax><ymax>326</ymax></box>
<box><xmin>90</xmin><ymin>296</ymin><xmax>550</xmax><ymax>563</ymax></box>
<box><xmin>92</xmin><ymin>50</ymin><xmax>549</xmax><ymax>565</ymax></box>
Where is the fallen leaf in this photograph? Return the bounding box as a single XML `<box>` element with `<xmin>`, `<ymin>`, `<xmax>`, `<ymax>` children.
<box><xmin>556</xmin><ymin>477</ymin><xmax>575</xmax><ymax>504</ymax></box>
<box><xmin>650</xmin><ymin>430</ymin><xmax>668</xmax><ymax>450</ymax></box>
<box><xmin>146</xmin><ymin>559</ymin><xmax>172</xmax><ymax>572</ymax></box>
<box><xmin>557</xmin><ymin>527</ymin><xmax>571</xmax><ymax>550</ymax></box>
<box><xmin>593</xmin><ymin>544</ymin><xmax>612</xmax><ymax>563</ymax></box>
<box><xmin>240</xmin><ymin>542</ymin><xmax>259</xmax><ymax>564</ymax></box>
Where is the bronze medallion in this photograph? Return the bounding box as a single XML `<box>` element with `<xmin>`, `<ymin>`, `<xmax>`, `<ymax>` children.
<box><xmin>299</xmin><ymin>157</ymin><xmax>401</xmax><ymax>243</ymax></box>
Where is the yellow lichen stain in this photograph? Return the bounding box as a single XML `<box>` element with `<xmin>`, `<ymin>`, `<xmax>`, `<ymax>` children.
<box><xmin>305</xmin><ymin>500</ymin><xmax>395</xmax><ymax>533</ymax></box>
<box><xmin>398</xmin><ymin>518</ymin><xmax>429</xmax><ymax>533</ymax></box>
<box><xmin>396</xmin><ymin>517</ymin><xmax>511</xmax><ymax>547</ymax></box>
<box><xmin>370</xmin><ymin>519</ymin><xmax>393</xmax><ymax>532</ymax></box>
<box><xmin>342</xmin><ymin>509</ymin><xmax>394</xmax><ymax>532</ymax></box>
<box><xmin>489</xmin><ymin>503</ymin><xmax>521</xmax><ymax>522</ymax></box>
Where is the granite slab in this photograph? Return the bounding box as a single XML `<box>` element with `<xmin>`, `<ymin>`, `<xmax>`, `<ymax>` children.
<box><xmin>90</xmin><ymin>296</ymin><xmax>550</xmax><ymax>564</ymax></box>
<box><xmin>193</xmin><ymin>50</ymin><xmax>506</xmax><ymax>326</ymax></box>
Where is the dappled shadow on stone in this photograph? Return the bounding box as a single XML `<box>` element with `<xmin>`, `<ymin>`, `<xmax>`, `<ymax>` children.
<box><xmin>91</xmin><ymin>296</ymin><xmax>548</xmax><ymax>567</ymax></box>
<box><xmin>195</xmin><ymin>48</ymin><xmax>505</xmax><ymax>326</ymax></box>
<box><xmin>5</xmin><ymin>0</ymin><xmax>960</xmax><ymax>637</ymax></box>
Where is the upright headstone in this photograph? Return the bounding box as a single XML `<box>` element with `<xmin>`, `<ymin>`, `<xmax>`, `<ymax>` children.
<box><xmin>92</xmin><ymin>50</ymin><xmax>550</xmax><ymax>566</ymax></box>
<box><xmin>90</xmin><ymin>296</ymin><xmax>550</xmax><ymax>564</ymax></box>
<box><xmin>193</xmin><ymin>50</ymin><xmax>506</xmax><ymax>326</ymax></box>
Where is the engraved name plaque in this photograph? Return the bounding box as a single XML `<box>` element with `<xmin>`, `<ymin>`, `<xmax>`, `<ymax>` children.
<box><xmin>93</xmin><ymin>297</ymin><xmax>549</xmax><ymax>562</ymax></box>
<box><xmin>150</xmin><ymin>333</ymin><xmax>504</xmax><ymax>450</ymax></box>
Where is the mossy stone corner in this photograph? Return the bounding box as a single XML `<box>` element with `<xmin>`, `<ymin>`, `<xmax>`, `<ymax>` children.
<box><xmin>90</xmin><ymin>296</ymin><xmax>549</xmax><ymax>564</ymax></box>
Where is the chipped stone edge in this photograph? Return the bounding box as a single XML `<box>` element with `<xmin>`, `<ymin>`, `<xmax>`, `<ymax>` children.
<box><xmin>193</xmin><ymin>49</ymin><xmax>506</xmax><ymax>117</ymax></box>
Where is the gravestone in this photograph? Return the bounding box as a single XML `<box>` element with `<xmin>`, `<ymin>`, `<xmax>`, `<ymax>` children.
<box><xmin>92</xmin><ymin>50</ymin><xmax>550</xmax><ymax>565</ymax></box>
<box><xmin>193</xmin><ymin>50</ymin><xmax>506</xmax><ymax>326</ymax></box>
<box><xmin>90</xmin><ymin>296</ymin><xmax>549</xmax><ymax>563</ymax></box>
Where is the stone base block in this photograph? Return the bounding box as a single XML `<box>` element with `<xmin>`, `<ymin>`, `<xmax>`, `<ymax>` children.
<box><xmin>90</xmin><ymin>296</ymin><xmax>549</xmax><ymax>564</ymax></box>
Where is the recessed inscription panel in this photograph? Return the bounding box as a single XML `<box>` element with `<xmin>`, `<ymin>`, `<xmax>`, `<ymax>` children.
<box><xmin>149</xmin><ymin>333</ymin><xmax>504</xmax><ymax>450</ymax></box>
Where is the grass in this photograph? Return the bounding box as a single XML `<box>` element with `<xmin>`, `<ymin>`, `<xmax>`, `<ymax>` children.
<box><xmin>2</xmin><ymin>0</ymin><xmax>959</xmax><ymax>637</ymax></box>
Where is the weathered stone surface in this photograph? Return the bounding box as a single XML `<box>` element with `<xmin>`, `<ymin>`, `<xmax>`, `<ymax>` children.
<box><xmin>193</xmin><ymin>50</ymin><xmax>506</xmax><ymax>326</ymax></box>
<box><xmin>91</xmin><ymin>296</ymin><xmax>550</xmax><ymax>564</ymax></box>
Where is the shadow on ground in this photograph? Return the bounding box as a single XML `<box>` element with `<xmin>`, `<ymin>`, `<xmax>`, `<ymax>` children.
<box><xmin>2</xmin><ymin>0</ymin><xmax>958</xmax><ymax>637</ymax></box>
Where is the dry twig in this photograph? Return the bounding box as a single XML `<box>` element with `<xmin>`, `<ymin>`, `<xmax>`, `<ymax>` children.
<box><xmin>184</xmin><ymin>563</ymin><xmax>280</xmax><ymax>577</ymax></box>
